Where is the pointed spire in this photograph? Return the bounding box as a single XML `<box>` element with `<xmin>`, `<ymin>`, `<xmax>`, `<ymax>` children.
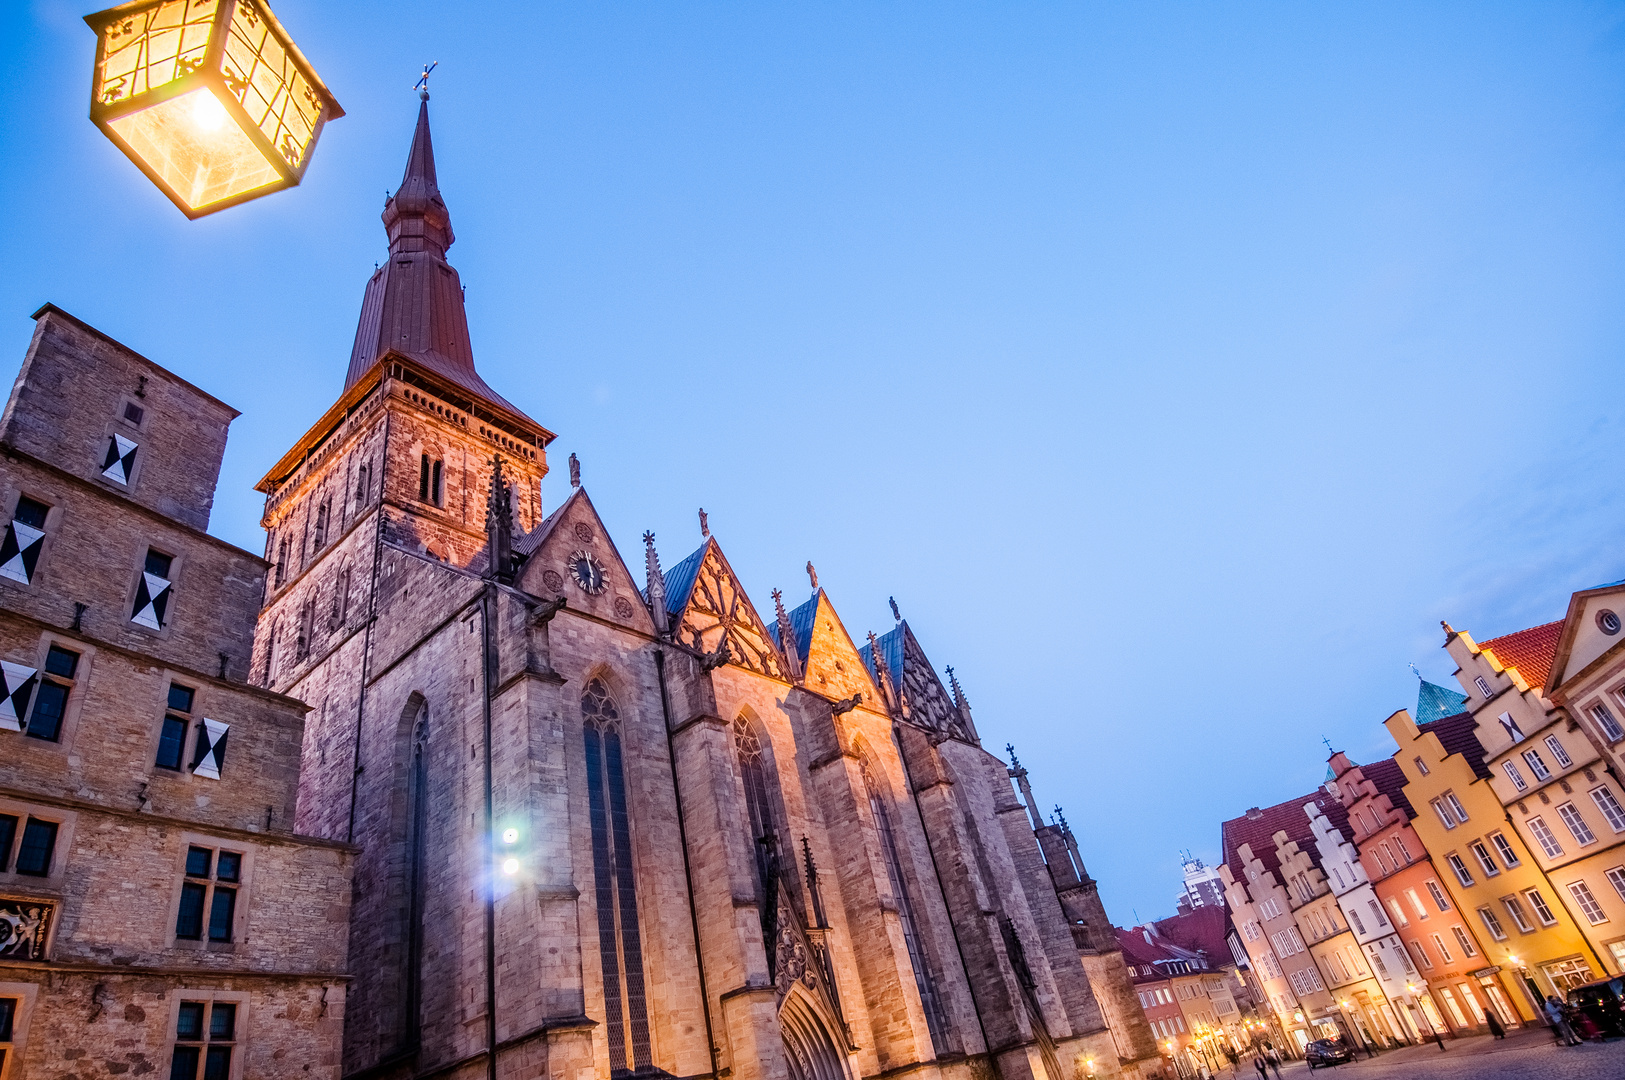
<box><xmin>772</xmin><ymin>588</ymin><xmax>803</xmax><ymax>682</ymax></box>
<box><xmin>643</xmin><ymin>531</ymin><xmax>669</xmax><ymax>636</ymax></box>
<box><xmin>867</xmin><ymin>630</ymin><xmax>896</xmax><ymax>713</ymax></box>
<box><xmin>383</xmin><ymin>95</ymin><xmax>453</xmax><ymax>258</ymax></box>
<box><xmin>485</xmin><ymin>455</ymin><xmax>513</xmax><ymax>583</ymax></box>
<box><xmin>947</xmin><ymin>665</ymin><xmax>969</xmax><ymax>711</ymax></box>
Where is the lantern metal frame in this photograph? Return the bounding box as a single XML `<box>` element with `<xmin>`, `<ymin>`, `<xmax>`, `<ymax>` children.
<box><xmin>84</xmin><ymin>0</ymin><xmax>343</xmax><ymax>218</ymax></box>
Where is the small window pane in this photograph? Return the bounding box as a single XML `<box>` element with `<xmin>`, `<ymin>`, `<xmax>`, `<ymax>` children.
<box><xmin>203</xmin><ymin>1046</ymin><xmax>231</xmax><ymax>1080</ymax></box>
<box><xmin>156</xmin><ymin>716</ymin><xmax>188</xmax><ymax>771</ymax></box>
<box><xmin>42</xmin><ymin>646</ymin><xmax>77</xmax><ymax>679</ymax></box>
<box><xmin>13</xmin><ymin>497</ymin><xmax>49</xmax><ymax>529</ymax></box>
<box><xmin>209</xmin><ymin>1001</ymin><xmax>236</xmax><ymax>1040</ymax></box>
<box><xmin>27</xmin><ymin>680</ymin><xmax>68</xmax><ymax>741</ymax></box>
<box><xmin>176</xmin><ymin>881</ymin><xmax>207</xmax><ymax>939</ymax></box>
<box><xmin>185</xmin><ymin>846</ymin><xmax>213</xmax><ymax>877</ymax></box>
<box><xmin>215</xmin><ymin>851</ymin><xmax>241</xmax><ymax>883</ymax></box>
<box><xmin>208</xmin><ymin>887</ymin><xmax>235</xmax><ymax>942</ymax></box>
<box><xmin>16</xmin><ymin>819</ymin><xmax>57</xmax><ymax>876</ymax></box>
<box><xmin>124</xmin><ymin>401</ymin><xmax>144</xmax><ymax>425</ymax></box>
<box><xmin>168</xmin><ymin>1045</ymin><xmax>200</xmax><ymax>1080</ymax></box>
<box><xmin>0</xmin><ymin>814</ymin><xmax>15</xmax><ymax>873</ymax></box>
<box><xmin>167</xmin><ymin>685</ymin><xmax>195</xmax><ymax>713</ymax></box>
<box><xmin>176</xmin><ymin>1000</ymin><xmax>206</xmax><ymax>1039</ymax></box>
<box><xmin>145</xmin><ymin>550</ymin><xmax>173</xmax><ymax>578</ymax></box>
<box><xmin>0</xmin><ymin>995</ymin><xmax>14</xmax><ymax>1040</ymax></box>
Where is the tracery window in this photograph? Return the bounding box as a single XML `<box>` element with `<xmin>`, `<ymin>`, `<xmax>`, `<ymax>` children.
<box><xmin>734</xmin><ymin>715</ymin><xmax>779</xmax><ymax>888</ymax></box>
<box><xmin>582</xmin><ymin>678</ymin><xmax>651</xmax><ymax>1074</ymax></box>
<box><xmin>863</xmin><ymin>758</ymin><xmax>948</xmax><ymax>1052</ymax></box>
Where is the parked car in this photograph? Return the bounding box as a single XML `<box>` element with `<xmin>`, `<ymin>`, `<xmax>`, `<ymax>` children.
<box><xmin>1567</xmin><ymin>976</ymin><xmax>1625</xmax><ymax>1039</ymax></box>
<box><xmin>1304</xmin><ymin>1039</ymin><xmax>1355</xmax><ymax>1069</ymax></box>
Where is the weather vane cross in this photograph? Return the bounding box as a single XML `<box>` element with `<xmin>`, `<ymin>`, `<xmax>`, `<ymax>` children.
<box><xmin>415</xmin><ymin>61</ymin><xmax>438</xmax><ymax>98</ymax></box>
<box><xmin>1323</xmin><ymin>736</ymin><xmax>1334</xmax><ymax>753</ymax></box>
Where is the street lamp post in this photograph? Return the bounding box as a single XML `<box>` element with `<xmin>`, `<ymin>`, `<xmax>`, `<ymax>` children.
<box><xmin>84</xmin><ymin>0</ymin><xmax>342</xmax><ymax>217</ymax></box>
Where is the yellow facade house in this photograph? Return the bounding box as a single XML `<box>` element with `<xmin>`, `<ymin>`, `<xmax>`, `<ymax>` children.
<box><xmin>1385</xmin><ymin>707</ymin><xmax>1594</xmax><ymax>1021</ymax></box>
<box><xmin>1542</xmin><ymin>579</ymin><xmax>1625</xmax><ymax>972</ymax></box>
<box><xmin>1443</xmin><ymin>619</ymin><xmax>1623</xmax><ymax>984</ymax></box>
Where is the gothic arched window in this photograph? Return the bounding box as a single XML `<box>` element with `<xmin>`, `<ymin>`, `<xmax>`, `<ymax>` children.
<box><xmin>582</xmin><ymin>678</ymin><xmax>652</xmax><ymax>1073</ymax></box>
<box><xmin>734</xmin><ymin>715</ymin><xmax>779</xmax><ymax>886</ymax></box>
<box><xmin>864</xmin><ymin>758</ymin><xmax>949</xmax><ymax>1052</ymax></box>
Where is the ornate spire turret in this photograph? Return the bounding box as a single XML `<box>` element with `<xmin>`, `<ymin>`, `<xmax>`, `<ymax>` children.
<box><xmin>772</xmin><ymin>588</ymin><xmax>803</xmax><ymax>682</ymax></box>
<box><xmin>485</xmin><ymin>455</ymin><xmax>513</xmax><ymax>583</ymax></box>
<box><xmin>643</xmin><ymin>531</ymin><xmax>669</xmax><ymax>636</ymax></box>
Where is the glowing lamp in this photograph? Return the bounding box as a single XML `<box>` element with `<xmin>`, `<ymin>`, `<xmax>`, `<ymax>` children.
<box><xmin>84</xmin><ymin>0</ymin><xmax>342</xmax><ymax>218</ymax></box>
<box><xmin>502</xmin><ymin>828</ymin><xmax>519</xmax><ymax>845</ymax></box>
<box><xmin>501</xmin><ymin>857</ymin><xmax>519</xmax><ymax>876</ymax></box>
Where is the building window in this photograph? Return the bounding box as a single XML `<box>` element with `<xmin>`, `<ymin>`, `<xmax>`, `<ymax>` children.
<box><xmin>1474</xmin><ymin>676</ymin><xmax>1492</xmax><ymax>697</ymax></box>
<box><xmin>1446</xmin><ymin>854</ymin><xmax>1474</xmax><ymax>887</ymax></box>
<box><xmin>1368</xmin><ymin>945</ymin><xmax>1389</xmax><ymax>977</ymax></box>
<box><xmin>1503</xmin><ymin>761</ymin><xmax>1527</xmax><ymax>792</ymax></box>
<box><xmin>1406</xmin><ymin>888</ymin><xmax>1430</xmax><ymax>920</ymax></box>
<box><xmin>132</xmin><ymin>549</ymin><xmax>174</xmax><ymax>629</ymax></box>
<box><xmin>419</xmin><ymin>455</ymin><xmax>444</xmax><ymax>506</ymax></box>
<box><xmin>1569</xmin><ymin>882</ymin><xmax>1609</xmax><ymax>925</ymax></box>
<box><xmin>1544</xmin><ymin>958</ymin><xmax>1597</xmax><ymax>992</ymax></box>
<box><xmin>0</xmin><ymin>495</ymin><xmax>49</xmax><ymax>585</ymax></box>
<box><xmin>1477</xmin><ymin>907</ymin><xmax>1507</xmax><ymax>941</ymax></box>
<box><xmin>0</xmin><ymin>993</ymin><xmax>15</xmax><ymax>1072</ymax></box>
<box><xmin>1592</xmin><ymin>702</ymin><xmax>1625</xmax><ymax>743</ymax></box>
<box><xmin>1426</xmin><ymin>880</ymin><xmax>1452</xmax><ymax>912</ymax></box>
<box><xmin>312</xmin><ymin>500</ymin><xmax>330</xmax><ymax>551</ymax></box>
<box><xmin>1431</xmin><ymin>932</ymin><xmax>1453</xmax><ymax>963</ymax></box>
<box><xmin>1432</xmin><ymin>797</ymin><xmax>1460</xmax><ymax>829</ymax></box>
<box><xmin>1527</xmin><ymin>816</ymin><xmax>1565</xmax><ymax>859</ymax></box>
<box><xmin>1451</xmin><ymin>925</ymin><xmax>1477</xmax><ymax>958</ymax></box>
<box><xmin>1543</xmin><ymin>735</ymin><xmax>1573</xmax><ymax>770</ymax></box>
<box><xmin>1525</xmin><ymin>889</ymin><xmax>1558</xmax><ymax>926</ymax></box>
<box><xmin>1502</xmin><ymin>896</ymin><xmax>1534</xmax><ymax>933</ymax></box>
<box><xmin>865</xmin><ymin>759</ymin><xmax>950</xmax><ymax>1053</ymax></box>
<box><xmin>1592</xmin><ymin>787</ymin><xmax>1625</xmax><ymax>834</ymax></box>
<box><xmin>1471</xmin><ymin>841</ymin><xmax>1500</xmax><ymax>878</ymax></box>
<box><xmin>1347</xmin><ymin>906</ymin><xmax>1366</xmax><ymax>934</ymax></box>
<box><xmin>1414</xmin><ymin>755</ymin><xmax>1430</xmax><ymax>776</ymax></box>
<box><xmin>12</xmin><ymin>816</ymin><xmax>58</xmax><ymax>877</ymax></box>
<box><xmin>1606</xmin><ymin>866</ymin><xmax>1625</xmax><ymax>905</ymax></box>
<box><xmin>156</xmin><ymin>684</ymin><xmax>195</xmax><ymax>771</ymax></box>
<box><xmin>171</xmin><ymin>999</ymin><xmax>235</xmax><ymax>1079</ymax></box>
<box><xmin>1522</xmin><ymin>749</ymin><xmax>1552</xmax><ymax>783</ymax></box>
<box><xmin>1369</xmin><ymin>899</ymin><xmax>1388</xmax><ymax>927</ymax></box>
<box><xmin>1557</xmin><ymin>803</ymin><xmax>1597</xmax><ymax>847</ymax></box>
<box><xmin>581</xmin><ymin>678</ymin><xmax>652</xmax><ymax>1072</ymax></box>
<box><xmin>1489</xmin><ymin>832</ymin><xmax>1520</xmax><ymax>868</ymax></box>
<box><xmin>1386</xmin><ymin>898</ymin><xmax>1409</xmax><ymax>927</ymax></box>
<box><xmin>26</xmin><ymin>644</ymin><xmax>79</xmax><ymax>742</ymax></box>
<box><xmin>175</xmin><ymin>846</ymin><xmax>242</xmax><ymax>942</ymax></box>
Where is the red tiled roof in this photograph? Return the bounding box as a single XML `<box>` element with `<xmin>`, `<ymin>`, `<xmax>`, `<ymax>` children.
<box><xmin>1359</xmin><ymin>757</ymin><xmax>1414</xmax><ymax>820</ymax></box>
<box><xmin>1152</xmin><ymin>905</ymin><xmax>1231</xmax><ymax>962</ymax></box>
<box><xmin>1221</xmin><ymin>789</ymin><xmax>1348</xmax><ymax>884</ymax></box>
<box><xmin>1479</xmin><ymin>620</ymin><xmax>1562</xmax><ymax>691</ymax></box>
<box><xmin>1115</xmin><ymin>927</ymin><xmax>1177</xmax><ymax>981</ymax></box>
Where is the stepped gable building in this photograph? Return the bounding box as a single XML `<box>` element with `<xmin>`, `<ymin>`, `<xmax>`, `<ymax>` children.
<box><xmin>250</xmin><ymin>94</ymin><xmax>1141</xmax><ymax>1080</ymax></box>
<box><xmin>0</xmin><ymin>307</ymin><xmax>352</xmax><ymax>1077</ymax></box>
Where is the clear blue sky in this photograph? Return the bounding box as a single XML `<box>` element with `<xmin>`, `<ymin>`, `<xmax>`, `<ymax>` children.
<box><xmin>6</xmin><ymin>1</ymin><xmax>1625</xmax><ymax>925</ymax></box>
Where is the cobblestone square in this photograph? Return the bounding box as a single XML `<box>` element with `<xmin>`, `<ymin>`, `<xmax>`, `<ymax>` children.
<box><xmin>1252</xmin><ymin>1029</ymin><xmax>1625</xmax><ymax>1080</ymax></box>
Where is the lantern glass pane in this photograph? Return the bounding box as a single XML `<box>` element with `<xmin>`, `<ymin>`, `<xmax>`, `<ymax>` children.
<box><xmin>96</xmin><ymin>0</ymin><xmax>218</xmax><ymax>108</ymax></box>
<box><xmin>108</xmin><ymin>87</ymin><xmax>281</xmax><ymax>212</ymax></box>
<box><xmin>223</xmin><ymin>0</ymin><xmax>320</xmax><ymax>169</ymax></box>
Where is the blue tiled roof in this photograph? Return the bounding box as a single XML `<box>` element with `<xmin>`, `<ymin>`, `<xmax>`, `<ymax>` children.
<box><xmin>858</xmin><ymin>625</ymin><xmax>905</xmax><ymax>693</ymax></box>
<box><xmin>774</xmin><ymin>592</ymin><xmax>816</xmax><ymax>665</ymax></box>
<box><xmin>1415</xmin><ymin>679</ymin><xmax>1468</xmax><ymax>726</ymax></box>
<box><xmin>659</xmin><ymin>543</ymin><xmax>707</xmax><ymax>616</ymax></box>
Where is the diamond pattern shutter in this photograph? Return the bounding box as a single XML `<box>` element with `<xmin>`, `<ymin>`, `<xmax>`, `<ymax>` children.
<box><xmin>131</xmin><ymin>572</ymin><xmax>172</xmax><ymax>629</ymax></box>
<box><xmin>101</xmin><ymin>434</ymin><xmax>138</xmax><ymax>485</ymax></box>
<box><xmin>191</xmin><ymin>718</ymin><xmax>229</xmax><ymax>780</ymax></box>
<box><xmin>0</xmin><ymin>521</ymin><xmax>44</xmax><ymax>585</ymax></box>
<box><xmin>0</xmin><ymin>662</ymin><xmax>38</xmax><ymax>732</ymax></box>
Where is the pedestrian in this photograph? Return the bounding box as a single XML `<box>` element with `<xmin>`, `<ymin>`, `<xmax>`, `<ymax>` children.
<box><xmin>1485</xmin><ymin>1010</ymin><xmax>1506</xmax><ymax>1040</ymax></box>
<box><xmin>1264</xmin><ymin>1047</ymin><xmax>1283</xmax><ymax>1080</ymax></box>
<box><xmin>1545</xmin><ymin>994</ymin><xmax>1581</xmax><ymax>1046</ymax></box>
<box><xmin>1251</xmin><ymin>1054</ymin><xmax>1267</xmax><ymax>1080</ymax></box>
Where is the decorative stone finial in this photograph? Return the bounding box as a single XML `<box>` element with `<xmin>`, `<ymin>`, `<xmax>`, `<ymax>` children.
<box><xmin>806</xmin><ymin>561</ymin><xmax>818</xmax><ymax>590</ymax></box>
<box><xmin>484</xmin><ymin>455</ymin><xmax>513</xmax><ymax>583</ymax></box>
<box><xmin>772</xmin><ymin>587</ymin><xmax>803</xmax><ymax>682</ymax></box>
<box><xmin>1006</xmin><ymin>742</ymin><xmax>1021</xmax><ymax>770</ymax></box>
<box><xmin>568</xmin><ymin>452</ymin><xmax>580</xmax><ymax>488</ymax></box>
<box><xmin>699</xmin><ymin>508</ymin><xmax>709</xmax><ymax>538</ymax></box>
<box><xmin>643</xmin><ymin>530</ymin><xmax>668</xmax><ymax>636</ymax></box>
<box><xmin>947</xmin><ymin>665</ymin><xmax>970</xmax><ymax>712</ymax></box>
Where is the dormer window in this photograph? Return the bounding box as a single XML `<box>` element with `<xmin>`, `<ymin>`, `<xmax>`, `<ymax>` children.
<box><xmin>0</xmin><ymin>496</ymin><xmax>49</xmax><ymax>585</ymax></box>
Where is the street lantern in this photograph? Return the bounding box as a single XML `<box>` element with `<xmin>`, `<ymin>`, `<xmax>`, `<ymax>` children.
<box><xmin>83</xmin><ymin>0</ymin><xmax>342</xmax><ymax>218</ymax></box>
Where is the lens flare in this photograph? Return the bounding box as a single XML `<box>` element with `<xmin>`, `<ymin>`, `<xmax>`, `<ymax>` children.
<box><xmin>502</xmin><ymin>857</ymin><xmax>519</xmax><ymax>875</ymax></box>
<box><xmin>191</xmin><ymin>91</ymin><xmax>227</xmax><ymax>132</ymax></box>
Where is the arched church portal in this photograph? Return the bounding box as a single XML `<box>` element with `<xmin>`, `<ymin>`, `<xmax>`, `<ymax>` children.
<box><xmin>779</xmin><ymin>990</ymin><xmax>848</xmax><ymax>1080</ymax></box>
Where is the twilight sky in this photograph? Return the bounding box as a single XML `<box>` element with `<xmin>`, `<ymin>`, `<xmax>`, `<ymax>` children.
<box><xmin>5</xmin><ymin>1</ymin><xmax>1625</xmax><ymax>925</ymax></box>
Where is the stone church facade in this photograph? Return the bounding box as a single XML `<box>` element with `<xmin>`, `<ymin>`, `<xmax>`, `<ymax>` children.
<box><xmin>251</xmin><ymin>96</ymin><xmax>1156</xmax><ymax>1080</ymax></box>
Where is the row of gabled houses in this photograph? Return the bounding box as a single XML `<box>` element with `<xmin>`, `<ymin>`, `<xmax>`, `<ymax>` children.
<box><xmin>1215</xmin><ymin>579</ymin><xmax>1625</xmax><ymax>1054</ymax></box>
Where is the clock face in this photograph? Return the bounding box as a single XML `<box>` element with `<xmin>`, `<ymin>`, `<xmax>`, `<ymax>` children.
<box><xmin>567</xmin><ymin>550</ymin><xmax>607</xmax><ymax>595</ymax></box>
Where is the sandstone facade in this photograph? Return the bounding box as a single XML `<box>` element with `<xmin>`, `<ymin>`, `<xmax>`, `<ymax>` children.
<box><xmin>0</xmin><ymin>308</ymin><xmax>353</xmax><ymax>1078</ymax></box>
